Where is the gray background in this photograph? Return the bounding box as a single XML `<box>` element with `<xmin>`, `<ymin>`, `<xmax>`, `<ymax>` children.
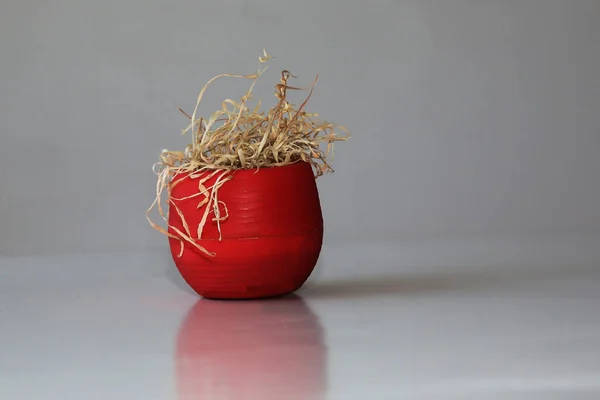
<box><xmin>1</xmin><ymin>0</ymin><xmax>599</xmax><ymax>256</ymax></box>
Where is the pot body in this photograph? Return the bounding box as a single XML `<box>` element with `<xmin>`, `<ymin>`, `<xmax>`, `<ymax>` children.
<box><xmin>168</xmin><ymin>161</ymin><xmax>323</xmax><ymax>299</ymax></box>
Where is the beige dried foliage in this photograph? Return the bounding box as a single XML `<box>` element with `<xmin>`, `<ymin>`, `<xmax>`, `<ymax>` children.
<box><xmin>147</xmin><ymin>50</ymin><xmax>349</xmax><ymax>257</ymax></box>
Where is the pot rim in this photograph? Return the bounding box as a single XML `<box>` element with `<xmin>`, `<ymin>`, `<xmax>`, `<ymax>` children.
<box><xmin>171</xmin><ymin>160</ymin><xmax>312</xmax><ymax>178</ymax></box>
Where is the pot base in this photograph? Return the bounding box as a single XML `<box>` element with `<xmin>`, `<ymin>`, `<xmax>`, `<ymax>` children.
<box><xmin>171</xmin><ymin>230</ymin><xmax>322</xmax><ymax>300</ymax></box>
<box><xmin>198</xmin><ymin>289</ymin><xmax>299</xmax><ymax>301</ymax></box>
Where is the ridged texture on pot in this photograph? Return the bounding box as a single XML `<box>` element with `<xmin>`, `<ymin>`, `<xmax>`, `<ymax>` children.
<box><xmin>168</xmin><ymin>161</ymin><xmax>323</xmax><ymax>299</ymax></box>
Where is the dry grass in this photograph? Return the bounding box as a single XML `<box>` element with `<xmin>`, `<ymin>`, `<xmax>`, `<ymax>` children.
<box><xmin>147</xmin><ymin>50</ymin><xmax>349</xmax><ymax>257</ymax></box>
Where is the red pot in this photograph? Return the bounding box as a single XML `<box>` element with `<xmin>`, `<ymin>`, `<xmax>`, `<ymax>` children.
<box><xmin>167</xmin><ymin>161</ymin><xmax>323</xmax><ymax>299</ymax></box>
<box><xmin>175</xmin><ymin>296</ymin><xmax>326</xmax><ymax>400</ymax></box>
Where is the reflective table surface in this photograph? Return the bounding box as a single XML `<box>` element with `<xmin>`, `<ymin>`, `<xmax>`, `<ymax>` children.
<box><xmin>2</xmin><ymin>238</ymin><xmax>600</xmax><ymax>399</ymax></box>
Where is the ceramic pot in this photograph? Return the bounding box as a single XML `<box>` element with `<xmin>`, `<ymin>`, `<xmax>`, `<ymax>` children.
<box><xmin>168</xmin><ymin>161</ymin><xmax>323</xmax><ymax>299</ymax></box>
<box><xmin>175</xmin><ymin>296</ymin><xmax>326</xmax><ymax>400</ymax></box>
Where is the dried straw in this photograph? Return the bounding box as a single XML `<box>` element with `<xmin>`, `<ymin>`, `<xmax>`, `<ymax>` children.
<box><xmin>147</xmin><ymin>50</ymin><xmax>349</xmax><ymax>257</ymax></box>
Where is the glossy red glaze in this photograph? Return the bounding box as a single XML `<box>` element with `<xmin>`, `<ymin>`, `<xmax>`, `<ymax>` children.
<box><xmin>175</xmin><ymin>296</ymin><xmax>326</xmax><ymax>400</ymax></box>
<box><xmin>167</xmin><ymin>161</ymin><xmax>323</xmax><ymax>299</ymax></box>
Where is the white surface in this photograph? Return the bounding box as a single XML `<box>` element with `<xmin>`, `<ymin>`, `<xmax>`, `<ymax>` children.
<box><xmin>2</xmin><ymin>239</ymin><xmax>600</xmax><ymax>399</ymax></box>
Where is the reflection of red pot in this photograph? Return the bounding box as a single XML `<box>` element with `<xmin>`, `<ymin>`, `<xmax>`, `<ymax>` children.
<box><xmin>167</xmin><ymin>161</ymin><xmax>323</xmax><ymax>300</ymax></box>
<box><xmin>175</xmin><ymin>295</ymin><xmax>326</xmax><ymax>400</ymax></box>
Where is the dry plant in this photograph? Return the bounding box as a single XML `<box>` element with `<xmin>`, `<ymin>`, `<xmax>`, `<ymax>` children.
<box><xmin>147</xmin><ymin>50</ymin><xmax>349</xmax><ymax>257</ymax></box>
